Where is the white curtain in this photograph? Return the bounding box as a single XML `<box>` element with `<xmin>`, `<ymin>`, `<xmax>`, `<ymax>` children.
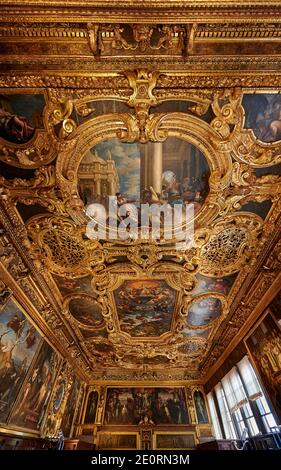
<box><xmin>214</xmin><ymin>383</ymin><xmax>237</xmax><ymax>439</ymax></box>
<box><xmin>237</xmin><ymin>356</ymin><xmax>262</xmax><ymax>401</ymax></box>
<box><xmin>207</xmin><ymin>392</ymin><xmax>223</xmax><ymax>439</ymax></box>
<box><xmin>221</xmin><ymin>367</ymin><xmax>248</xmax><ymax>412</ymax></box>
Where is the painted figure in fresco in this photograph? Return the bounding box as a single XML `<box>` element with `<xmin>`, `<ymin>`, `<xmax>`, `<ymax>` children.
<box><xmin>61</xmin><ymin>378</ymin><xmax>80</xmax><ymax>437</ymax></box>
<box><xmin>161</xmin><ymin>171</ymin><xmax>208</xmax><ymax>212</ymax></box>
<box><xmin>0</xmin><ymin>106</ymin><xmax>35</xmax><ymax>143</ymax></box>
<box><xmin>10</xmin><ymin>344</ymin><xmax>56</xmax><ymax>430</ymax></box>
<box><xmin>194</xmin><ymin>390</ymin><xmax>208</xmax><ymax>423</ymax></box>
<box><xmin>15</xmin><ymin>359</ymin><xmax>51</xmax><ymax>422</ymax></box>
<box><xmin>84</xmin><ymin>390</ymin><xmax>98</xmax><ymax>424</ymax></box>
<box><xmin>0</xmin><ymin>306</ymin><xmax>39</xmax><ymax>422</ymax></box>
<box><xmin>243</xmin><ymin>94</ymin><xmax>281</xmax><ymax>142</ymax></box>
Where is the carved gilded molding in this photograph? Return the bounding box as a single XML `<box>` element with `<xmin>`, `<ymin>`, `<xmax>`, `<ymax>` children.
<box><xmin>3</xmin><ymin>72</ymin><xmax>281</xmax><ymax>90</ymax></box>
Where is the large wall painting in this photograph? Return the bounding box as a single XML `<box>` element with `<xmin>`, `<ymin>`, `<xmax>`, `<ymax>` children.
<box><xmin>245</xmin><ymin>312</ymin><xmax>281</xmax><ymax>419</ymax></box>
<box><xmin>114</xmin><ymin>279</ymin><xmax>176</xmax><ymax>337</ymax></box>
<box><xmin>0</xmin><ymin>93</ymin><xmax>45</xmax><ymax>144</ymax></box>
<box><xmin>243</xmin><ymin>94</ymin><xmax>281</xmax><ymax>143</ymax></box>
<box><xmin>61</xmin><ymin>376</ymin><xmax>81</xmax><ymax>437</ymax></box>
<box><xmin>0</xmin><ymin>298</ymin><xmax>41</xmax><ymax>424</ymax></box>
<box><xmin>9</xmin><ymin>341</ymin><xmax>59</xmax><ymax>431</ymax></box>
<box><xmin>104</xmin><ymin>387</ymin><xmax>189</xmax><ymax>425</ymax></box>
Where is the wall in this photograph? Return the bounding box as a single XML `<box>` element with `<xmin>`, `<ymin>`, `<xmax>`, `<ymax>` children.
<box><xmin>75</xmin><ymin>384</ymin><xmax>214</xmax><ymax>450</ymax></box>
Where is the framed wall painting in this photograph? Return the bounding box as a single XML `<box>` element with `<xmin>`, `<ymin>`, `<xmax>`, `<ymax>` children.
<box><xmin>244</xmin><ymin>310</ymin><xmax>281</xmax><ymax>420</ymax></box>
<box><xmin>83</xmin><ymin>390</ymin><xmax>99</xmax><ymax>424</ymax></box>
<box><xmin>96</xmin><ymin>432</ymin><xmax>139</xmax><ymax>450</ymax></box>
<box><xmin>9</xmin><ymin>341</ymin><xmax>60</xmax><ymax>432</ymax></box>
<box><xmin>153</xmin><ymin>431</ymin><xmax>196</xmax><ymax>450</ymax></box>
<box><xmin>104</xmin><ymin>387</ymin><xmax>189</xmax><ymax>425</ymax></box>
<box><xmin>193</xmin><ymin>390</ymin><xmax>209</xmax><ymax>424</ymax></box>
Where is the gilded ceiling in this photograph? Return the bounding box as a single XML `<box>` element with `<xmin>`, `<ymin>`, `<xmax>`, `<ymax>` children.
<box><xmin>0</xmin><ymin>1</ymin><xmax>281</xmax><ymax>384</ymax></box>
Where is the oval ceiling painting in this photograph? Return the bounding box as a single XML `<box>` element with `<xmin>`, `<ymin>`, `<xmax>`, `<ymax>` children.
<box><xmin>68</xmin><ymin>295</ymin><xmax>103</xmax><ymax>327</ymax></box>
<box><xmin>186</xmin><ymin>297</ymin><xmax>222</xmax><ymax>327</ymax></box>
<box><xmin>78</xmin><ymin>137</ymin><xmax>210</xmax><ymax>240</ymax></box>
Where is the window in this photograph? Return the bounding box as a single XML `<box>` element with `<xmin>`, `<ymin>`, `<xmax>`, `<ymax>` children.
<box><xmin>209</xmin><ymin>355</ymin><xmax>278</xmax><ymax>439</ymax></box>
<box><xmin>242</xmin><ymin>401</ymin><xmax>259</xmax><ymax>436</ymax></box>
<box><xmin>256</xmin><ymin>395</ymin><xmax>278</xmax><ymax>432</ymax></box>
<box><xmin>237</xmin><ymin>356</ymin><xmax>277</xmax><ymax>433</ymax></box>
<box><xmin>233</xmin><ymin>407</ymin><xmax>247</xmax><ymax>437</ymax></box>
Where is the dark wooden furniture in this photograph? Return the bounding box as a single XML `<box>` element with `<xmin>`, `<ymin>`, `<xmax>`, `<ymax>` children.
<box><xmin>197</xmin><ymin>439</ymin><xmax>241</xmax><ymax>450</ymax></box>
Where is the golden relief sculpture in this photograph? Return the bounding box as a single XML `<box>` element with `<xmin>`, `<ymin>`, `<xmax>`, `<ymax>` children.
<box><xmin>0</xmin><ymin>59</ymin><xmax>281</xmax><ymax>385</ymax></box>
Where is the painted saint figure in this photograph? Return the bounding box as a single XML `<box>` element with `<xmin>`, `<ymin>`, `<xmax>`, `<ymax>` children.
<box><xmin>194</xmin><ymin>390</ymin><xmax>208</xmax><ymax>424</ymax></box>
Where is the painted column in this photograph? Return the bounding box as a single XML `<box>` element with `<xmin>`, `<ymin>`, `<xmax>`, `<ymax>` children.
<box><xmin>151</xmin><ymin>142</ymin><xmax>163</xmax><ymax>195</ymax></box>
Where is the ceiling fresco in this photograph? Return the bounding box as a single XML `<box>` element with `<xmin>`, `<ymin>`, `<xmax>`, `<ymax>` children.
<box><xmin>0</xmin><ymin>68</ymin><xmax>280</xmax><ymax>382</ymax></box>
<box><xmin>78</xmin><ymin>136</ymin><xmax>210</xmax><ymax>241</ymax></box>
<box><xmin>0</xmin><ymin>93</ymin><xmax>45</xmax><ymax>145</ymax></box>
<box><xmin>114</xmin><ymin>279</ymin><xmax>176</xmax><ymax>338</ymax></box>
<box><xmin>186</xmin><ymin>297</ymin><xmax>222</xmax><ymax>327</ymax></box>
<box><xmin>68</xmin><ymin>296</ymin><xmax>103</xmax><ymax>328</ymax></box>
<box><xmin>243</xmin><ymin>94</ymin><xmax>281</xmax><ymax>143</ymax></box>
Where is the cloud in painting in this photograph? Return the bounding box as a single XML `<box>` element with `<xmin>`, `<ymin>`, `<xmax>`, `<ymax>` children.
<box><xmin>93</xmin><ymin>138</ymin><xmax>140</xmax><ymax>199</ymax></box>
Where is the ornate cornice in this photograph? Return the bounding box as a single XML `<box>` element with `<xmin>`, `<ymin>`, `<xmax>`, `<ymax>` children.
<box><xmin>1</xmin><ymin>1</ymin><xmax>281</xmax><ymax>24</ymax></box>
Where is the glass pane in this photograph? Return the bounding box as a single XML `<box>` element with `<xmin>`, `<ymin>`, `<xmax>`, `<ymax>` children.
<box><xmin>229</xmin><ymin>420</ymin><xmax>238</xmax><ymax>439</ymax></box>
<box><xmin>260</xmin><ymin>396</ymin><xmax>271</xmax><ymax>414</ymax></box>
<box><xmin>248</xmin><ymin>417</ymin><xmax>259</xmax><ymax>436</ymax></box>
<box><xmin>236</xmin><ymin>408</ymin><xmax>243</xmax><ymax>420</ymax></box>
<box><xmin>262</xmin><ymin>416</ymin><xmax>270</xmax><ymax>433</ymax></box>
<box><xmin>265</xmin><ymin>414</ymin><xmax>278</xmax><ymax>429</ymax></box>
<box><xmin>256</xmin><ymin>398</ymin><xmax>266</xmax><ymax>415</ymax></box>
<box><xmin>243</xmin><ymin>402</ymin><xmax>253</xmax><ymax>418</ymax></box>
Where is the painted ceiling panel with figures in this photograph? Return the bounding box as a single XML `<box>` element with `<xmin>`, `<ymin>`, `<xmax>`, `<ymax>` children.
<box><xmin>0</xmin><ymin>3</ymin><xmax>281</xmax><ymax>383</ymax></box>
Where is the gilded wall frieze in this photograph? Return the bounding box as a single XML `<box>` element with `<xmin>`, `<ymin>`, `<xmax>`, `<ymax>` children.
<box><xmin>3</xmin><ymin>72</ymin><xmax>281</xmax><ymax>90</ymax></box>
<box><xmin>4</xmin><ymin>22</ymin><xmax>281</xmax><ymax>51</ymax></box>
